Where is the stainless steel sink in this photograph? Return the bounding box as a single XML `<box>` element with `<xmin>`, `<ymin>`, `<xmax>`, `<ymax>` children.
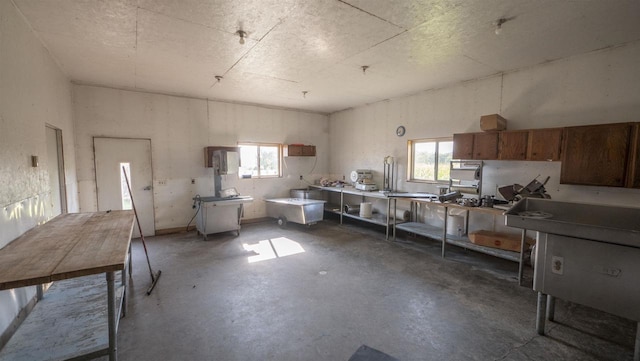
<box><xmin>505</xmin><ymin>198</ymin><xmax>640</xmax><ymax>247</ymax></box>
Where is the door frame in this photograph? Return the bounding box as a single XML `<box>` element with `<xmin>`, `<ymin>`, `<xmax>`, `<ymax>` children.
<box><xmin>46</xmin><ymin>124</ymin><xmax>67</xmax><ymax>214</ymax></box>
<box><xmin>93</xmin><ymin>136</ymin><xmax>155</xmax><ymax>234</ymax></box>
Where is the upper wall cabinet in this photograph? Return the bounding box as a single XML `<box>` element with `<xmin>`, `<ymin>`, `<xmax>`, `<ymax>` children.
<box><xmin>452</xmin><ymin>133</ymin><xmax>474</xmax><ymax>159</ymax></box>
<box><xmin>499</xmin><ymin>130</ymin><xmax>528</xmax><ymax>160</ymax></box>
<box><xmin>628</xmin><ymin>124</ymin><xmax>640</xmax><ymax>188</ymax></box>
<box><xmin>560</xmin><ymin>123</ymin><xmax>635</xmax><ymax>187</ymax></box>
<box><xmin>453</xmin><ymin>132</ymin><xmax>498</xmax><ymax>160</ymax></box>
<box><xmin>284</xmin><ymin>144</ymin><xmax>316</xmax><ymax>157</ymax></box>
<box><xmin>527</xmin><ymin>128</ymin><xmax>563</xmax><ymax>161</ymax></box>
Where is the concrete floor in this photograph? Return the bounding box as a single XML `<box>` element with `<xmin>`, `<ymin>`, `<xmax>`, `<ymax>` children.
<box><xmin>113</xmin><ymin>218</ymin><xmax>636</xmax><ymax>361</ymax></box>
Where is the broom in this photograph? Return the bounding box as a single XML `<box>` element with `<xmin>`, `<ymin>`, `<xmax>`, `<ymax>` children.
<box><xmin>122</xmin><ymin>166</ymin><xmax>162</xmax><ymax>295</ymax></box>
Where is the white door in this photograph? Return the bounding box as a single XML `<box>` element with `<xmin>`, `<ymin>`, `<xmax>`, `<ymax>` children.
<box><xmin>94</xmin><ymin>137</ymin><xmax>155</xmax><ymax>237</ymax></box>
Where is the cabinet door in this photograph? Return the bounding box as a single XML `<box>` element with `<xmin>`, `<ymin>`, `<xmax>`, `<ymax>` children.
<box><xmin>302</xmin><ymin>145</ymin><xmax>316</xmax><ymax>156</ymax></box>
<box><xmin>286</xmin><ymin>145</ymin><xmax>303</xmax><ymax>156</ymax></box>
<box><xmin>627</xmin><ymin>123</ymin><xmax>640</xmax><ymax>188</ymax></box>
<box><xmin>499</xmin><ymin>131</ymin><xmax>528</xmax><ymax>160</ymax></box>
<box><xmin>528</xmin><ymin>128</ymin><xmax>563</xmax><ymax>161</ymax></box>
<box><xmin>473</xmin><ymin>132</ymin><xmax>499</xmax><ymax>160</ymax></box>
<box><xmin>453</xmin><ymin>133</ymin><xmax>474</xmax><ymax>159</ymax></box>
<box><xmin>560</xmin><ymin>123</ymin><xmax>632</xmax><ymax>187</ymax></box>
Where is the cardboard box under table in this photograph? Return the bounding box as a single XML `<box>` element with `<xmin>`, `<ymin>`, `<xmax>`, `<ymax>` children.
<box><xmin>468</xmin><ymin>230</ymin><xmax>534</xmax><ymax>252</ymax></box>
<box><xmin>265</xmin><ymin>198</ymin><xmax>326</xmax><ymax>226</ymax></box>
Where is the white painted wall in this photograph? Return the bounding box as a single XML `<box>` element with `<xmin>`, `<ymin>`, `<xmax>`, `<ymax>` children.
<box><xmin>0</xmin><ymin>0</ymin><xmax>77</xmax><ymax>340</ymax></box>
<box><xmin>73</xmin><ymin>85</ymin><xmax>329</xmax><ymax>231</ymax></box>
<box><xmin>329</xmin><ymin>41</ymin><xmax>640</xmax><ymax>234</ymax></box>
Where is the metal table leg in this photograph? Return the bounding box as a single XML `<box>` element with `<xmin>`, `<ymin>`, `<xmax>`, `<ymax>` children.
<box><xmin>546</xmin><ymin>295</ymin><xmax>555</xmax><ymax>322</ymax></box>
<box><xmin>441</xmin><ymin>206</ymin><xmax>448</xmax><ymax>258</ymax></box>
<box><xmin>634</xmin><ymin>322</ymin><xmax>639</xmax><ymax>361</ymax></box>
<box><xmin>107</xmin><ymin>271</ymin><xmax>117</xmax><ymax>361</ymax></box>
<box><xmin>385</xmin><ymin>198</ymin><xmax>390</xmax><ymax>240</ymax></box>
<box><xmin>518</xmin><ymin>229</ymin><xmax>526</xmax><ymax>286</ymax></box>
<box><xmin>536</xmin><ymin>292</ymin><xmax>547</xmax><ymax>335</ymax></box>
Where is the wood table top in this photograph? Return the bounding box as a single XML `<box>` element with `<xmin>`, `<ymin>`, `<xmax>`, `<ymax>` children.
<box><xmin>0</xmin><ymin>210</ymin><xmax>135</xmax><ymax>290</ymax></box>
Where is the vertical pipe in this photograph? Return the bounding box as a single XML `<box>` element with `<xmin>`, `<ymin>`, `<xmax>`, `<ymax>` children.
<box><xmin>107</xmin><ymin>271</ymin><xmax>118</xmax><ymax>361</ymax></box>
<box><xmin>546</xmin><ymin>295</ymin><xmax>555</xmax><ymax>321</ymax></box>
<box><xmin>536</xmin><ymin>292</ymin><xmax>546</xmax><ymax>335</ymax></box>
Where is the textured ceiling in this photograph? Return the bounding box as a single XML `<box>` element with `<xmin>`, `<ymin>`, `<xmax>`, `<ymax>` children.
<box><xmin>13</xmin><ymin>0</ymin><xmax>640</xmax><ymax>114</ymax></box>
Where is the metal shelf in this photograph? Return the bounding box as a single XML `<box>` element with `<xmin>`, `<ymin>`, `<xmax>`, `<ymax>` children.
<box><xmin>396</xmin><ymin>222</ymin><xmax>443</xmax><ymax>241</ymax></box>
<box><xmin>342</xmin><ymin>212</ymin><xmax>406</xmax><ymax>227</ymax></box>
<box><xmin>445</xmin><ymin>235</ymin><xmax>520</xmax><ymax>262</ymax></box>
<box><xmin>396</xmin><ymin>222</ymin><xmax>520</xmax><ymax>262</ymax></box>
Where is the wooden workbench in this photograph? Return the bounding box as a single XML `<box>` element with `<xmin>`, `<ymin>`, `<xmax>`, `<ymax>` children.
<box><xmin>0</xmin><ymin>210</ymin><xmax>135</xmax><ymax>361</ymax></box>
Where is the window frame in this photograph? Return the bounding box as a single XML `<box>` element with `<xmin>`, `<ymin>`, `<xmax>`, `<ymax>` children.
<box><xmin>237</xmin><ymin>142</ymin><xmax>283</xmax><ymax>179</ymax></box>
<box><xmin>407</xmin><ymin>137</ymin><xmax>453</xmax><ymax>184</ymax></box>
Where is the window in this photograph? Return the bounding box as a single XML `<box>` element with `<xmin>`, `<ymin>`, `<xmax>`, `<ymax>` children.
<box><xmin>408</xmin><ymin>138</ymin><xmax>453</xmax><ymax>182</ymax></box>
<box><xmin>238</xmin><ymin>143</ymin><xmax>282</xmax><ymax>178</ymax></box>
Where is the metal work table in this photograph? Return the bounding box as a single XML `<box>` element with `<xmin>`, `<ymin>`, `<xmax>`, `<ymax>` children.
<box><xmin>394</xmin><ymin>199</ymin><xmax>529</xmax><ymax>282</ymax></box>
<box><xmin>312</xmin><ymin>185</ymin><xmax>416</xmax><ymax>239</ymax></box>
<box><xmin>0</xmin><ymin>211</ymin><xmax>134</xmax><ymax>361</ymax></box>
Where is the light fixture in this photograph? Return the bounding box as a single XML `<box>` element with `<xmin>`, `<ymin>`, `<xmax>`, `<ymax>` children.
<box><xmin>236</xmin><ymin>30</ymin><xmax>247</xmax><ymax>45</ymax></box>
<box><xmin>215</xmin><ymin>75</ymin><xmax>223</xmax><ymax>83</ymax></box>
<box><xmin>302</xmin><ymin>91</ymin><xmax>308</xmax><ymax>98</ymax></box>
<box><xmin>361</xmin><ymin>65</ymin><xmax>369</xmax><ymax>75</ymax></box>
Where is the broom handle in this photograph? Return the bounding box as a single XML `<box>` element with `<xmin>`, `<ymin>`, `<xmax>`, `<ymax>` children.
<box><xmin>122</xmin><ymin>166</ymin><xmax>155</xmax><ymax>280</ymax></box>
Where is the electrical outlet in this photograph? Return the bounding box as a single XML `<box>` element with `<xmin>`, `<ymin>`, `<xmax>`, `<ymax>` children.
<box><xmin>299</xmin><ymin>175</ymin><xmax>303</xmax><ymax>180</ymax></box>
<box><xmin>551</xmin><ymin>256</ymin><xmax>564</xmax><ymax>275</ymax></box>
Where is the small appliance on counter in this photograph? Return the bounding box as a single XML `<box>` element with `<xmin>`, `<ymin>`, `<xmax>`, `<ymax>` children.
<box><xmin>350</xmin><ymin>169</ymin><xmax>377</xmax><ymax>191</ymax></box>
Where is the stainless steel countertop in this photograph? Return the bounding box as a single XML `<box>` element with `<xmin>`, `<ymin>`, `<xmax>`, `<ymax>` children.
<box><xmin>505</xmin><ymin>198</ymin><xmax>640</xmax><ymax>247</ymax></box>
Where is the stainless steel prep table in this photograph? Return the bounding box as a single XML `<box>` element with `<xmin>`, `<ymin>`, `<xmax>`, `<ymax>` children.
<box><xmin>311</xmin><ymin>186</ymin><xmax>415</xmax><ymax>239</ymax></box>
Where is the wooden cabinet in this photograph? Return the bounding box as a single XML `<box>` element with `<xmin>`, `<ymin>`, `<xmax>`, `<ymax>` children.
<box><xmin>453</xmin><ymin>132</ymin><xmax>498</xmax><ymax>160</ymax></box>
<box><xmin>473</xmin><ymin>132</ymin><xmax>499</xmax><ymax>159</ymax></box>
<box><xmin>285</xmin><ymin>144</ymin><xmax>316</xmax><ymax>157</ymax></box>
<box><xmin>527</xmin><ymin>128</ymin><xmax>563</xmax><ymax>161</ymax></box>
<box><xmin>499</xmin><ymin>131</ymin><xmax>528</xmax><ymax>160</ymax></box>
<box><xmin>560</xmin><ymin>123</ymin><xmax>634</xmax><ymax>187</ymax></box>
<box><xmin>452</xmin><ymin>133</ymin><xmax>474</xmax><ymax>159</ymax></box>
<box><xmin>626</xmin><ymin>123</ymin><xmax>640</xmax><ymax>188</ymax></box>
<box><xmin>204</xmin><ymin>146</ymin><xmax>239</xmax><ymax>167</ymax></box>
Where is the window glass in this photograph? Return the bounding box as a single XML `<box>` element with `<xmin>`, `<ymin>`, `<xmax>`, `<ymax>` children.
<box><xmin>409</xmin><ymin>138</ymin><xmax>453</xmax><ymax>182</ymax></box>
<box><xmin>239</xmin><ymin>143</ymin><xmax>281</xmax><ymax>178</ymax></box>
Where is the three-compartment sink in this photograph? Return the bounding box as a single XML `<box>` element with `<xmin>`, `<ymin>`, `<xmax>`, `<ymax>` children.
<box><xmin>505</xmin><ymin>198</ymin><xmax>640</xmax><ymax>247</ymax></box>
